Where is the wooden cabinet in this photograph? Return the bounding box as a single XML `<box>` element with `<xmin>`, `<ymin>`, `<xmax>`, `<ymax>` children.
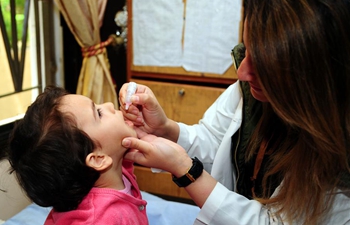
<box><xmin>127</xmin><ymin>0</ymin><xmax>242</xmax><ymax>201</ymax></box>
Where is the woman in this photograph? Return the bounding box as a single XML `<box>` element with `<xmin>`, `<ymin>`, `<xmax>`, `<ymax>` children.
<box><xmin>120</xmin><ymin>0</ymin><xmax>350</xmax><ymax>224</ymax></box>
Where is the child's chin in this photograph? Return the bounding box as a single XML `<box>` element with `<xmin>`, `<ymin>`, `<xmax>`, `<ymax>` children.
<box><xmin>132</xmin><ymin>130</ymin><xmax>138</xmax><ymax>138</ymax></box>
<box><xmin>125</xmin><ymin>120</ymin><xmax>134</xmax><ymax>127</ymax></box>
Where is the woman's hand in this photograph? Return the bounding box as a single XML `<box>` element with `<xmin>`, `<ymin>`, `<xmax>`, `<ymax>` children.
<box><xmin>119</xmin><ymin>82</ymin><xmax>180</xmax><ymax>140</ymax></box>
<box><xmin>123</xmin><ymin>128</ymin><xmax>217</xmax><ymax>208</ymax></box>
<box><xmin>122</xmin><ymin>128</ymin><xmax>192</xmax><ymax>177</ymax></box>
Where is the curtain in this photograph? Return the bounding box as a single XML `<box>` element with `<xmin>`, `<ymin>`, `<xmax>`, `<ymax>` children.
<box><xmin>53</xmin><ymin>0</ymin><xmax>118</xmax><ymax>106</ymax></box>
<box><xmin>98</xmin><ymin>0</ymin><xmax>108</xmax><ymax>28</ymax></box>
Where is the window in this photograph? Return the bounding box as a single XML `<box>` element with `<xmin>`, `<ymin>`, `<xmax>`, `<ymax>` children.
<box><xmin>0</xmin><ymin>0</ymin><xmax>63</xmax><ymax>126</ymax></box>
<box><xmin>0</xmin><ymin>0</ymin><xmax>39</xmax><ymax>124</ymax></box>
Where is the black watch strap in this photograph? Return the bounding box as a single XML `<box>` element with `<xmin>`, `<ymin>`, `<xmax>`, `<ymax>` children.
<box><xmin>172</xmin><ymin>157</ymin><xmax>204</xmax><ymax>187</ymax></box>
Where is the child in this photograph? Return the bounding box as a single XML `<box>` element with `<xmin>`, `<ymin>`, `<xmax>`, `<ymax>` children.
<box><xmin>6</xmin><ymin>86</ymin><xmax>148</xmax><ymax>225</ymax></box>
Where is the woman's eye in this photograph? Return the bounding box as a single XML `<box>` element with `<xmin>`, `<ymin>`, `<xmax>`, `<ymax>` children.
<box><xmin>97</xmin><ymin>108</ymin><xmax>103</xmax><ymax>118</ymax></box>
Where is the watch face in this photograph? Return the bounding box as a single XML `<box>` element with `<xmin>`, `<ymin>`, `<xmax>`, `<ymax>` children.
<box><xmin>190</xmin><ymin>157</ymin><xmax>204</xmax><ymax>179</ymax></box>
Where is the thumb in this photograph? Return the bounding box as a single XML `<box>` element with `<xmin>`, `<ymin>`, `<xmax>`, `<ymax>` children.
<box><xmin>122</xmin><ymin>137</ymin><xmax>153</xmax><ymax>156</ymax></box>
<box><xmin>124</xmin><ymin>149</ymin><xmax>143</xmax><ymax>162</ymax></box>
<box><xmin>122</xmin><ymin>137</ymin><xmax>139</xmax><ymax>149</ymax></box>
<box><xmin>122</xmin><ymin>137</ymin><xmax>153</xmax><ymax>165</ymax></box>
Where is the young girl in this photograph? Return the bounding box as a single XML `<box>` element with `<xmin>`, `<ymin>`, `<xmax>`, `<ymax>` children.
<box><xmin>7</xmin><ymin>86</ymin><xmax>148</xmax><ymax>225</ymax></box>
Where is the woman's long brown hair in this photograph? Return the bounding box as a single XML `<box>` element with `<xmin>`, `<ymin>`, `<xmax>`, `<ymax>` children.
<box><xmin>245</xmin><ymin>0</ymin><xmax>350</xmax><ymax>224</ymax></box>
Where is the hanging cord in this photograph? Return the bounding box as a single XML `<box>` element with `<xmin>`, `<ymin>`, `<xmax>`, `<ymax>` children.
<box><xmin>81</xmin><ymin>35</ymin><xmax>118</xmax><ymax>57</ymax></box>
<box><xmin>251</xmin><ymin>139</ymin><xmax>269</xmax><ymax>198</ymax></box>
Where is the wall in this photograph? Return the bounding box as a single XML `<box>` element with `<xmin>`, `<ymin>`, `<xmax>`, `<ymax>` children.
<box><xmin>0</xmin><ymin>160</ymin><xmax>31</xmax><ymax>220</ymax></box>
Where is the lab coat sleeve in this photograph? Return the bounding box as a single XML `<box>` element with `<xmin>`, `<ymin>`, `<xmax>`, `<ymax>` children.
<box><xmin>194</xmin><ymin>182</ymin><xmax>281</xmax><ymax>225</ymax></box>
<box><xmin>177</xmin><ymin>81</ymin><xmax>242</xmax><ymax>171</ymax></box>
<box><xmin>194</xmin><ymin>183</ymin><xmax>350</xmax><ymax>225</ymax></box>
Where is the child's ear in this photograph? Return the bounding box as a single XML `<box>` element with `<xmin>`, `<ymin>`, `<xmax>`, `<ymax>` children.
<box><xmin>86</xmin><ymin>152</ymin><xmax>112</xmax><ymax>171</ymax></box>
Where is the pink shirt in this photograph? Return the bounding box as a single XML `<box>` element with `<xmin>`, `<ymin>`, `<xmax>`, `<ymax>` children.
<box><xmin>44</xmin><ymin>160</ymin><xmax>148</xmax><ymax>225</ymax></box>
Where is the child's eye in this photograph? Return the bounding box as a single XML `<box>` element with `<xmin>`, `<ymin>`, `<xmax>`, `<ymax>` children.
<box><xmin>97</xmin><ymin>108</ymin><xmax>103</xmax><ymax>118</ymax></box>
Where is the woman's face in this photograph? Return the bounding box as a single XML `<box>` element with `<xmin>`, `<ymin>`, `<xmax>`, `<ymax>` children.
<box><xmin>237</xmin><ymin>21</ymin><xmax>268</xmax><ymax>102</ymax></box>
<box><xmin>60</xmin><ymin>94</ymin><xmax>137</xmax><ymax>158</ymax></box>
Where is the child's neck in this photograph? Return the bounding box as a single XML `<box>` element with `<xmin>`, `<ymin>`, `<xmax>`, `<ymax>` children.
<box><xmin>94</xmin><ymin>161</ymin><xmax>125</xmax><ymax>190</ymax></box>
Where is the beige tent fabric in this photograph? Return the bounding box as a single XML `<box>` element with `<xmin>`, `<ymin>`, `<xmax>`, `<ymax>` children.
<box><xmin>54</xmin><ymin>0</ymin><xmax>118</xmax><ymax>106</ymax></box>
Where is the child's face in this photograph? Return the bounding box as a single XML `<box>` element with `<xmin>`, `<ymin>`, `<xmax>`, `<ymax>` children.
<box><xmin>60</xmin><ymin>94</ymin><xmax>137</xmax><ymax>158</ymax></box>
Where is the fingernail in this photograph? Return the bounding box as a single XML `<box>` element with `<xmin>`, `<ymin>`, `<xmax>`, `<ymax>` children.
<box><xmin>122</xmin><ymin>139</ymin><xmax>131</xmax><ymax>147</ymax></box>
<box><xmin>136</xmin><ymin>117</ymin><xmax>143</xmax><ymax>123</ymax></box>
<box><xmin>131</xmin><ymin>96</ymin><xmax>139</xmax><ymax>103</ymax></box>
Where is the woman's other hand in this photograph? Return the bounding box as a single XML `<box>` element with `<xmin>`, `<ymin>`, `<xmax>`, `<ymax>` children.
<box><xmin>119</xmin><ymin>82</ymin><xmax>180</xmax><ymax>141</ymax></box>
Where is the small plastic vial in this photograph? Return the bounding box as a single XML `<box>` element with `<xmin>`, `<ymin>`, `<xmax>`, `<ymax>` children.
<box><xmin>125</xmin><ymin>82</ymin><xmax>137</xmax><ymax>110</ymax></box>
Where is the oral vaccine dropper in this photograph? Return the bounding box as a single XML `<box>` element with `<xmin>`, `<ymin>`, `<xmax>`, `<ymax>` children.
<box><xmin>125</xmin><ymin>82</ymin><xmax>137</xmax><ymax>110</ymax></box>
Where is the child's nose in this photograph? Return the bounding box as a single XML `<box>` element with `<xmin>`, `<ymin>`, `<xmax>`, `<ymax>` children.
<box><xmin>104</xmin><ymin>102</ymin><xmax>115</xmax><ymax>112</ymax></box>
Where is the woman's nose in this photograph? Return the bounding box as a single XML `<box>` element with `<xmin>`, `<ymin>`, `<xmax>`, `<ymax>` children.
<box><xmin>237</xmin><ymin>56</ymin><xmax>255</xmax><ymax>82</ymax></box>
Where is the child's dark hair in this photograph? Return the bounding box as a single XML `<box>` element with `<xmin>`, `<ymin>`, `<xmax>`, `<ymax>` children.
<box><xmin>7</xmin><ymin>86</ymin><xmax>99</xmax><ymax>212</ymax></box>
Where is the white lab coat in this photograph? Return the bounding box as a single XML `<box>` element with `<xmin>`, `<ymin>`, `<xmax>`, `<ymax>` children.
<box><xmin>177</xmin><ymin>81</ymin><xmax>350</xmax><ymax>225</ymax></box>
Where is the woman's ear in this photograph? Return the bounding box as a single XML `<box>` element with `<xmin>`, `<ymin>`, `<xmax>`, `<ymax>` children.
<box><xmin>86</xmin><ymin>152</ymin><xmax>112</xmax><ymax>171</ymax></box>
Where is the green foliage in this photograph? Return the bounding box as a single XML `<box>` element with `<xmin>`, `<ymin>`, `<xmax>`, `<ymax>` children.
<box><xmin>1</xmin><ymin>0</ymin><xmax>28</xmax><ymax>46</ymax></box>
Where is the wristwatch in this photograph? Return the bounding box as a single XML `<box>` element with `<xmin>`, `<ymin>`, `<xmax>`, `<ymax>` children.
<box><xmin>172</xmin><ymin>157</ymin><xmax>204</xmax><ymax>187</ymax></box>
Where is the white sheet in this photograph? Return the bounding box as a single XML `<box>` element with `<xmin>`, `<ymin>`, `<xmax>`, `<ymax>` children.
<box><xmin>132</xmin><ymin>0</ymin><xmax>184</xmax><ymax>67</ymax></box>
